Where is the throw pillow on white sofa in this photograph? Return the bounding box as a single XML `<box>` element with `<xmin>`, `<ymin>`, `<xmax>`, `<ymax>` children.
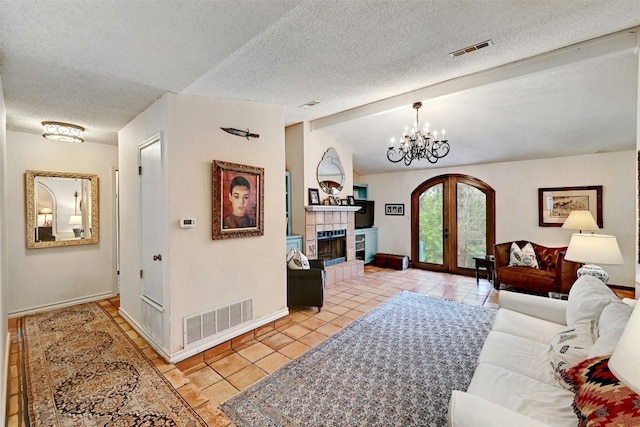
<box><xmin>549</xmin><ymin>319</ymin><xmax>597</xmax><ymax>389</ymax></box>
<box><xmin>588</xmin><ymin>301</ymin><xmax>633</xmax><ymax>358</ymax></box>
<box><xmin>287</xmin><ymin>248</ymin><xmax>310</xmax><ymax>270</ymax></box>
<box><xmin>508</xmin><ymin>242</ymin><xmax>539</xmax><ymax>268</ymax></box>
<box><xmin>566</xmin><ymin>275</ymin><xmax>619</xmax><ymax>325</ymax></box>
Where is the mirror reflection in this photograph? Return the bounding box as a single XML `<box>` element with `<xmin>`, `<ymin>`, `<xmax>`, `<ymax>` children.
<box><xmin>317</xmin><ymin>147</ymin><xmax>345</xmax><ymax>195</ymax></box>
<box><xmin>26</xmin><ymin>170</ymin><xmax>99</xmax><ymax>248</ymax></box>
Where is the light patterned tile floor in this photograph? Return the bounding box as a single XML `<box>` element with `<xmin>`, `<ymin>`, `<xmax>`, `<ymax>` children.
<box><xmin>7</xmin><ymin>265</ymin><xmax>634</xmax><ymax>426</ymax></box>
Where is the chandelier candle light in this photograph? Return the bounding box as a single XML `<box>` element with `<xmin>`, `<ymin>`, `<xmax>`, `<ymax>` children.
<box><xmin>387</xmin><ymin>102</ymin><xmax>450</xmax><ymax>166</ymax></box>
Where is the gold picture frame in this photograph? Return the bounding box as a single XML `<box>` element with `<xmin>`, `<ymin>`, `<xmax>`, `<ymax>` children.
<box><xmin>212</xmin><ymin>160</ymin><xmax>264</xmax><ymax>240</ymax></box>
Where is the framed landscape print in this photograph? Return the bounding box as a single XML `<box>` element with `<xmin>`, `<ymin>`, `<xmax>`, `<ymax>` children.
<box><xmin>538</xmin><ymin>186</ymin><xmax>603</xmax><ymax>228</ymax></box>
<box><xmin>212</xmin><ymin>160</ymin><xmax>264</xmax><ymax>240</ymax></box>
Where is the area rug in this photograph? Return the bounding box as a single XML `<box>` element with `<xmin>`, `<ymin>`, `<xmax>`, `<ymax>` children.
<box><xmin>22</xmin><ymin>302</ymin><xmax>206</xmax><ymax>426</ymax></box>
<box><xmin>220</xmin><ymin>291</ymin><xmax>496</xmax><ymax>427</ymax></box>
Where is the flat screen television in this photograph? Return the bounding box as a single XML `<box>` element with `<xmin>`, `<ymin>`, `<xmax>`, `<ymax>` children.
<box><xmin>354</xmin><ymin>200</ymin><xmax>375</xmax><ymax>229</ymax></box>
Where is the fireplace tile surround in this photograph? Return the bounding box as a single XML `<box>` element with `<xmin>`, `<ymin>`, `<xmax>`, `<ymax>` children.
<box><xmin>304</xmin><ymin>206</ymin><xmax>364</xmax><ymax>285</ymax></box>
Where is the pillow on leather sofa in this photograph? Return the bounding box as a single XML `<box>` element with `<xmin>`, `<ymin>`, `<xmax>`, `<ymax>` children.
<box><xmin>566</xmin><ymin>275</ymin><xmax>619</xmax><ymax>326</ymax></box>
<box><xmin>287</xmin><ymin>248</ymin><xmax>310</xmax><ymax>270</ymax></box>
<box><xmin>508</xmin><ymin>242</ymin><xmax>539</xmax><ymax>268</ymax></box>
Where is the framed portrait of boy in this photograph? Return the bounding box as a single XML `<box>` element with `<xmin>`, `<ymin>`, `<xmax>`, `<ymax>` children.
<box><xmin>212</xmin><ymin>160</ymin><xmax>264</xmax><ymax>240</ymax></box>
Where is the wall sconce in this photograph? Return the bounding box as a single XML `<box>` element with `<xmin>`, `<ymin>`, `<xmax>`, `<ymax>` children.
<box><xmin>42</xmin><ymin>121</ymin><xmax>85</xmax><ymax>143</ymax></box>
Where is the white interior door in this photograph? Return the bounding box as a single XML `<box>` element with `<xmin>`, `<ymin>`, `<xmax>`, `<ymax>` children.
<box><xmin>139</xmin><ymin>134</ymin><xmax>164</xmax><ymax>306</ymax></box>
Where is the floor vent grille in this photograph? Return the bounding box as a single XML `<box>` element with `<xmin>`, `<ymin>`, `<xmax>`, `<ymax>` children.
<box><xmin>184</xmin><ymin>298</ymin><xmax>253</xmax><ymax>347</ymax></box>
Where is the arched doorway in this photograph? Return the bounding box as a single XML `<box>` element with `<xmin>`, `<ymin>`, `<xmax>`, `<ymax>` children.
<box><xmin>411</xmin><ymin>174</ymin><xmax>495</xmax><ymax>276</ymax></box>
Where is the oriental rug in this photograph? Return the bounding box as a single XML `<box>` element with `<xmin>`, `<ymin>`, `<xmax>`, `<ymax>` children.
<box><xmin>22</xmin><ymin>302</ymin><xmax>206</xmax><ymax>426</ymax></box>
<box><xmin>221</xmin><ymin>291</ymin><xmax>496</xmax><ymax>427</ymax></box>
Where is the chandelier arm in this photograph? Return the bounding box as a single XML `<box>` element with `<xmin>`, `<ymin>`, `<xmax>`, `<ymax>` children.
<box><xmin>386</xmin><ymin>148</ymin><xmax>405</xmax><ymax>163</ymax></box>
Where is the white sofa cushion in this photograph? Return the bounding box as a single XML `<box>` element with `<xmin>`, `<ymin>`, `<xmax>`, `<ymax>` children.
<box><xmin>588</xmin><ymin>301</ymin><xmax>633</xmax><ymax>358</ymax></box>
<box><xmin>448</xmin><ymin>391</ymin><xmax>553</xmax><ymax>427</ymax></box>
<box><xmin>467</xmin><ymin>363</ymin><xmax>576</xmax><ymax>427</ymax></box>
<box><xmin>478</xmin><ymin>331</ymin><xmax>556</xmax><ymax>385</ymax></box>
<box><xmin>566</xmin><ymin>275</ymin><xmax>619</xmax><ymax>325</ymax></box>
<box><xmin>492</xmin><ymin>308</ymin><xmax>566</xmax><ymax>344</ymax></box>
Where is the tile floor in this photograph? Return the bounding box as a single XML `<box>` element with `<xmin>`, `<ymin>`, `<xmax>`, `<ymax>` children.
<box><xmin>6</xmin><ymin>265</ymin><xmax>634</xmax><ymax>426</ymax></box>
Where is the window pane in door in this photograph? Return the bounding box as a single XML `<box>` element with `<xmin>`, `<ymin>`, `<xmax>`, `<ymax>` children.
<box><xmin>418</xmin><ymin>183</ymin><xmax>443</xmax><ymax>264</ymax></box>
<box><xmin>457</xmin><ymin>183</ymin><xmax>486</xmax><ymax>268</ymax></box>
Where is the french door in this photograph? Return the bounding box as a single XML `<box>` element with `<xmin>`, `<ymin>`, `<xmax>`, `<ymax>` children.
<box><xmin>411</xmin><ymin>174</ymin><xmax>495</xmax><ymax>276</ymax></box>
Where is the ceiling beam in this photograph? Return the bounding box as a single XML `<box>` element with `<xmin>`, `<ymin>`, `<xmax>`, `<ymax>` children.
<box><xmin>311</xmin><ymin>27</ymin><xmax>639</xmax><ymax>131</ymax></box>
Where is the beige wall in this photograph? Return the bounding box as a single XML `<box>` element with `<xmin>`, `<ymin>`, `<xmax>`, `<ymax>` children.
<box><xmin>6</xmin><ymin>131</ymin><xmax>118</xmax><ymax>315</ymax></box>
<box><xmin>361</xmin><ymin>150</ymin><xmax>636</xmax><ymax>287</ymax></box>
<box><xmin>119</xmin><ymin>93</ymin><xmax>287</xmax><ymax>358</ymax></box>
<box><xmin>285</xmin><ymin>122</ymin><xmax>355</xmax><ymax>250</ymax></box>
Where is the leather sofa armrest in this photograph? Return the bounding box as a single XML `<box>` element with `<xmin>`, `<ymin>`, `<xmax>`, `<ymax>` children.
<box><xmin>498</xmin><ymin>290</ymin><xmax>568</xmax><ymax>325</ymax></box>
<box><xmin>308</xmin><ymin>259</ymin><xmax>325</xmax><ymax>270</ymax></box>
<box><xmin>448</xmin><ymin>391</ymin><xmax>552</xmax><ymax>427</ymax></box>
<box><xmin>556</xmin><ymin>251</ymin><xmax>579</xmax><ymax>294</ymax></box>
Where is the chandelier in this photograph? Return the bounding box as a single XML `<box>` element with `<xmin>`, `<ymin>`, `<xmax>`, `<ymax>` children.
<box><xmin>387</xmin><ymin>102</ymin><xmax>450</xmax><ymax>166</ymax></box>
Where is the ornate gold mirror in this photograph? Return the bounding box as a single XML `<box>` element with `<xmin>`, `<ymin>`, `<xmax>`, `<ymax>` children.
<box><xmin>26</xmin><ymin>170</ymin><xmax>99</xmax><ymax>248</ymax></box>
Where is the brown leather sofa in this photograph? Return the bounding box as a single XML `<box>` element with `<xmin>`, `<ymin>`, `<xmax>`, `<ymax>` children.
<box><xmin>493</xmin><ymin>241</ymin><xmax>579</xmax><ymax>294</ymax></box>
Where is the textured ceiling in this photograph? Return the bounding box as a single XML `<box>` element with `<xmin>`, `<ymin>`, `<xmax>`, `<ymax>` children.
<box><xmin>0</xmin><ymin>0</ymin><xmax>639</xmax><ymax>175</ymax></box>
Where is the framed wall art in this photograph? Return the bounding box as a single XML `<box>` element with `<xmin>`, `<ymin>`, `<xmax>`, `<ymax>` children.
<box><xmin>385</xmin><ymin>203</ymin><xmax>404</xmax><ymax>216</ymax></box>
<box><xmin>538</xmin><ymin>185</ymin><xmax>603</xmax><ymax>228</ymax></box>
<box><xmin>212</xmin><ymin>160</ymin><xmax>264</xmax><ymax>240</ymax></box>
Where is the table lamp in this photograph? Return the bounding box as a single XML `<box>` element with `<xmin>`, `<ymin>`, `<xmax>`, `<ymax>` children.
<box><xmin>564</xmin><ymin>233</ymin><xmax>623</xmax><ymax>266</ymax></box>
<box><xmin>610</xmin><ymin>302</ymin><xmax>640</xmax><ymax>394</ymax></box>
<box><xmin>561</xmin><ymin>210</ymin><xmax>599</xmax><ymax>233</ymax></box>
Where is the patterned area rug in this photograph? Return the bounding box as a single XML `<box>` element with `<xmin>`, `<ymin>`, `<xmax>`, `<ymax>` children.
<box><xmin>22</xmin><ymin>302</ymin><xmax>206</xmax><ymax>426</ymax></box>
<box><xmin>221</xmin><ymin>291</ymin><xmax>496</xmax><ymax>427</ymax></box>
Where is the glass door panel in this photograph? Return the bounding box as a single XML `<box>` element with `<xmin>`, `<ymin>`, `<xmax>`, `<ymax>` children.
<box><xmin>418</xmin><ymin>183</ymin><xmax>444</xmax><ymax>265</ymax></box>
<box><xmin>456</xmin><ymin>182</ymin><xmax>487</xmax><ymax>269</ymax></box>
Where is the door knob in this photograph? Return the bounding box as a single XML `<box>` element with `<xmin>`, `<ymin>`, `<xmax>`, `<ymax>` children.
<box><xmin>153</xmin><ymin>254</ymin><xmax>162</xmax><ymax>261</ymax></box>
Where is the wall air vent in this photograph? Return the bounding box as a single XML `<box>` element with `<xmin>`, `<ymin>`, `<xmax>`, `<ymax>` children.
<box><xmin>450</xmin><ymin>39</ymin><xmax>494</xmax><ymax>58</ymax></box>
<box><xmin>184</xmin><ymin>298</ymin><xmax>253</xmax><ymax>347</ymax></box>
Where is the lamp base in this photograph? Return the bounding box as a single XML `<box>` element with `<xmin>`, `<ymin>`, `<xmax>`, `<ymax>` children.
<box><xmin>577</xmin><ymin>264</ymin><xmax>609</xmax><ymax>284</ymax></box>
<box><xmin>72</xmin><ymin>227</ymin><xmax>81</xmax><ymax>238</ymax></box>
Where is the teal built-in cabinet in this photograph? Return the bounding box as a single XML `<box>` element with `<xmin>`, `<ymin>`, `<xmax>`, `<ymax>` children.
<box><xmin>355</xmin><ymin>227</ymin><xmax>378</xmax><ymax>264</ymax></box>
<box><xmin>285</xmin><ymin>171</ymin><xmax>302</xmax><ymax>253</ymax></box>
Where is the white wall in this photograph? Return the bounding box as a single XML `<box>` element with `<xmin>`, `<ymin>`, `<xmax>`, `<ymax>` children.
<box><xmin>6</xmin><ymin>131</ymin><xmax>118</xmax><ymax>314</ymax></box>
<box><xmin>119</xmin><ymin>93</ymin><xmax>287</xmax><ymax>357</ymax></box>
<box><xmin>0</xmin><ymin>75</ymin><xmax>8</xmax><ymax>424</ymax></box>
<box><xmin>361</xmin><ymin>151</ymin><xmax>636</xmax><ymax>287</ymax></box>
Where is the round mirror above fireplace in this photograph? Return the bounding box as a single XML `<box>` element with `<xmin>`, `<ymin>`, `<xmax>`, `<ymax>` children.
<box><xmin>317</xmin><ymin>148</ymin><xmax>344</xmax><ymax>195</ymax></box>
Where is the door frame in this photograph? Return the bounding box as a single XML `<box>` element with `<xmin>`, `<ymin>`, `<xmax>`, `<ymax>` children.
<box><xmin>411</xmin><ymin>174</ymin><xmax>495</xmax><ymax>277</ymax></box>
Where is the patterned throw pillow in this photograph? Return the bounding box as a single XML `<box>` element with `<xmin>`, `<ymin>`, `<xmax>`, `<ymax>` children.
<box><xmin>509</xmin><ymin>242</ymin><xmax>539</xmax><ymax>268</ymax></box>
<box><xmin>549</xmin><ymin>320</ymin><xmax>597</xmax><ymax>389</ymax></box>
<box><xmin>562</xmin><ymin>356</ymin><xmax>640</xmax><ymax>427</ymax></box>
<box><xmin>287</xmin><ymin>248</ymin><xmax>310</xmax><ymax>270</ymax></box>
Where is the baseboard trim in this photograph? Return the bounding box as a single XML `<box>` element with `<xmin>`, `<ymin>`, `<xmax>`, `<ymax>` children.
<box><xmin>8</xmin><ymin>291</ymin><xmax>117</xmax><ymax>318</ymax></box>
<box><xmin>119</xmin><ymin>306</ymin><xmax>290</xmax><ymax>364</ymax></box>
<box><xmin>168</xmin><ymin>308</ymin><xmax>290</xmax><ymax>364</ymax></box>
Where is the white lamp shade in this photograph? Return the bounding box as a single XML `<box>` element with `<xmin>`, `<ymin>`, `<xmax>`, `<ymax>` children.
<box><xmin>68</xmin><ymin>215</ymin><xmax>82</xmax><ymax>226</ymax></box>
<box><xmin>561</xmin><ymin>210</ymin><xmax>599</xmax><ymax>231</ymax></box>
<box><xmin>564</xmin><ymin>233</ymin><xmax>623</xmax><ymax>265</ymax></box>
<box><xmin>39</xmin><ymin>207</ymin><xmax>52</xmax><ymax>215</ymax></box>
<box><xmin>610</xmin><ymin>302</ymin><xmax>640</xmax><ymax>394</ymax></box>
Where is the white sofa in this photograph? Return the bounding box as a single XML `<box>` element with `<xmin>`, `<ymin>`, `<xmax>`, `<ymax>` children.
<box><xmin>448</xmin><ymin>275</ymin><xmax>636</xmax><ymax>427</ymax></box>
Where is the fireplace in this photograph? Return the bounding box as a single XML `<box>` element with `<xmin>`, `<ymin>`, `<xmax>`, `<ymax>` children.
<box><xmin>317</xmin><ymin>229</ymin><xmax>346</xmax><ymax>266</ymax></box>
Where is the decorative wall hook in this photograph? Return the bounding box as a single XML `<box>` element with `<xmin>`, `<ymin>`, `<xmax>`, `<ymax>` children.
<box><xmin>220</xmin><ymin>127</ymin><xmax>260</xmax><ymax>140</ymax></box>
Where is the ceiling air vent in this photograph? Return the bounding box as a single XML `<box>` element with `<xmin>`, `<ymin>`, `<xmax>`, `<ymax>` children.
<box><xmin>450</xmin><ymin>39</ymin><xmax>493</xmax><ymax>58</ymax></box>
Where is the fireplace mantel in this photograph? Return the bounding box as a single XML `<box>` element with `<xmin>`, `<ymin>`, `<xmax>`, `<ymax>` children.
<box><xmin>305</xmin><ymin>205</ymin><xmax>361</xmax><ymax>212</ymax></box>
